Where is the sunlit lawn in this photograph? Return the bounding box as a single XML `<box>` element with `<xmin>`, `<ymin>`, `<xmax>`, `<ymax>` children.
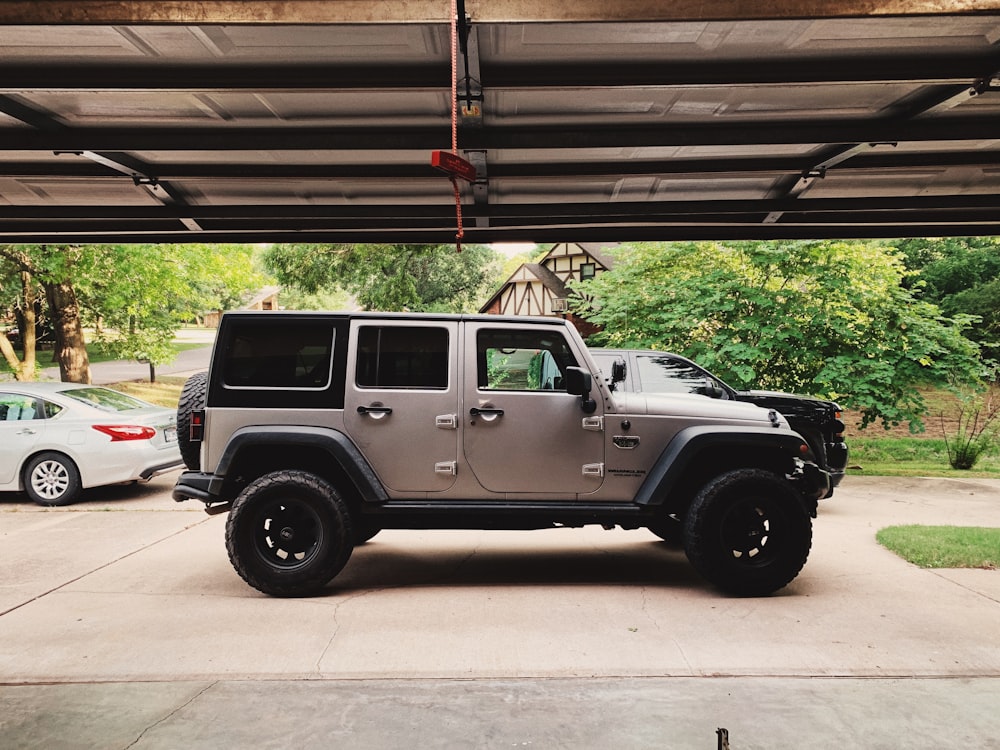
<box><xmin>877</xmin><ymin>525</ymin><xmax>1000</xmax><ymax>569</ymax></box>
<box><xmin>847</xmin><ymin>437</ymin><xmax>1000</xmax><ymax>478</ymax></box>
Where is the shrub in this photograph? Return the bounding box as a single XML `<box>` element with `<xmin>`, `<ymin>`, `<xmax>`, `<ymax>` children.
<box><xmin>942</xmin><ymin>384</ymin><xmax>1000</xmax><ymax>470</ymax></box>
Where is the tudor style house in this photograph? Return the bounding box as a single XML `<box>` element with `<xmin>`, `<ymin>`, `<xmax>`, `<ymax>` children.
<box><xmin>480</xmin><ymin>243</ymin><xmax>615</xmax><ymax>336</ymax></box>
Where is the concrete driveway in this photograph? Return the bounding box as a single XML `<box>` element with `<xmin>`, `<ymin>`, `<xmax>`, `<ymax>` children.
<box><xmin>1</xmin><ymin>475</ymin><xmax>998</xmax><ymax>748</ymax></box>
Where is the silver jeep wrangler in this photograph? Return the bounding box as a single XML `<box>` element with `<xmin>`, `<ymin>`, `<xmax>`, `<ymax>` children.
<box><xmin>173</xmin><ymin>312</ymin><xmax>829</xmax><ymax>597</ymax></box>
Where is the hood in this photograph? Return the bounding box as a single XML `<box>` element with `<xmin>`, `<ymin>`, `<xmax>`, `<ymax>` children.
<box><xmin>614</xmin><ymin>391</ymin><xmax>789</xmax><ymax>428</ymax></box>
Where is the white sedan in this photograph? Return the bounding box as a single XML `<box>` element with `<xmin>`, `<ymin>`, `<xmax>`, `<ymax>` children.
<box><xmin>0</xmin><ymin>382</ymin><xmax>183</xmax><ymax>506</ymax></box>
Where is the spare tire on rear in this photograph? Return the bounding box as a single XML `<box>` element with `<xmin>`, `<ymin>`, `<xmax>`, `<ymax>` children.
<box><xmin>177</xmin><ymin>371</ymin><xmax>208</xmax><ymax>470</ymax></box>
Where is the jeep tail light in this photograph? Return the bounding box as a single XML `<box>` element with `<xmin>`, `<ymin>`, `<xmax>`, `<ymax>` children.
<box><xmin>93</xmin><ymin>424</ymin><xmax>156</xmax><ymax>441</ymax></box>
<box><xmin>189</xmin><ymin>409</ymin><xmax>205</xmax><ymax>442</ymax></box>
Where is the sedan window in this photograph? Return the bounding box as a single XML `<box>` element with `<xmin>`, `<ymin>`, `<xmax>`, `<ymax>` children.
<box><xmin>59</xmin><ymin>387</ymin><xmax>148</xmax><ymax>412</ymax></box>
<box><xmin>0</xmin><ymin>393</ymin><xmax>45</xmax><ymax>421</ymax></box>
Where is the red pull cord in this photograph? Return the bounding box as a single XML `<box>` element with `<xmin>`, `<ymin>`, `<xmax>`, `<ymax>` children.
<box><xmin>450</xmin><ymin>0</ymin><xmax>464</xmax><ymax>251</ymax></box>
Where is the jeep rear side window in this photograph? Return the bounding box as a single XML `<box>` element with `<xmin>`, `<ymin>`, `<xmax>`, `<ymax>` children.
<box><xmin>478</xmin><ymin>330</ymin><xmax>578</xmax><ymax>391</ymax></box>
<box><xmin>356</xmin><ymin>326</ymin><xmax>449</xmax><ymax>389</ymax></box>
<box><xmin>222</xmin><ymin>322</ymin><xmax>335</xmax><ymax>389</ymax></box>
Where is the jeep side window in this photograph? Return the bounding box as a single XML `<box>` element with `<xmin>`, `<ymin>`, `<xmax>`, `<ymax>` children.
<box><xmin>356</xmin><ymin>326</ymin><xmax>449</xmax><ymax>389</ymax></box>
<box><xmin>222</xmin><ymin>321</ymin><xmax>335</xmax><ymax>389</ymax></box>
<box><xmin>478</xmin><ymin>330</ymin><xmax>578</xmax><ymax>391</ymax></box>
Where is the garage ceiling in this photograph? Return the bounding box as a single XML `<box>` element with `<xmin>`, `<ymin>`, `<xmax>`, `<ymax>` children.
<box><xmin>1</xmin><ymin>1</ymin><xmax>1000</xmax><ymax>244</ymax></box>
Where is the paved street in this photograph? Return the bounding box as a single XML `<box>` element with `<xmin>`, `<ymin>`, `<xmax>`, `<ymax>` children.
<box><xmin>1</xmin><ymin>475</ymin><xmax>999</xmax><ymax>748</ymax></box>
<box><xmin>32</xmin><ymin>328</ymin><xmax>216</xmax><ymax>385</ymax></box>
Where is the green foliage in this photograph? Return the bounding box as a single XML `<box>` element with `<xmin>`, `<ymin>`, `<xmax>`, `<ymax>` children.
<box><xmin>573</xmin><ymin>240</ymin><xmax>984</xmax><ymax>430</ymax></box>
<box><xmin>941</xmin><ymin>384</ymin><xmax>1000</xmax><ymax>470</ymax></box>
<box><xmin>896</xmin><ymin>237</ymin><xmax>1000</xmax><ymax>361</ymax></box>
<box><xmin>2</xmin><ymin>244</ymin><xmax>264</xmax><ymax>380</ymax></box>
<box><xmin>83</xmin><ymin>244</ymin><xmax>266</xmax><ymax>368</ymax></box>
<box><xmin>876</xmin><ymin>525</ymin><xmax>1000</xmax><ymax>569</ymax></box>
<box><xmin>262</xmin><ymin>243</ymin><xmax>503</xmax><ymax>312</ymax></box>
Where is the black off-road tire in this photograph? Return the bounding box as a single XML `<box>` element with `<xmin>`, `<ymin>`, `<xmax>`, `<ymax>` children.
<box><xmin>225</xmin><ymin>470</ymin><xmax>354</xmax><ymax>597</ymax></box>
<box><xmin>176</xmin><ymin>371</ymin><xmax>208</xmax><ymax>470</ymax></box>
<box><xmin>683</xmin><ymin>468</ymin><xmax>812</xmax><ymax>596</ymax></box>
<box><xmin>23</xmin><ymin>451</ymin><xmax>82</xmax><ymax>506</ymax></box>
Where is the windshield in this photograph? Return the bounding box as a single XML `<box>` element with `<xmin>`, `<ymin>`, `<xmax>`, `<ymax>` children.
<box><xmin>59</xmin><ymin>387</ymin><xmax>150</xmax><ymax>412</ymax></box>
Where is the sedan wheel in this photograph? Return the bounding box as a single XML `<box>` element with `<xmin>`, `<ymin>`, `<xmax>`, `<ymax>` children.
<box><xmin>24</xmin><ymin>451</ymin><xmax>82</xmax><ymax>506</ymax></box>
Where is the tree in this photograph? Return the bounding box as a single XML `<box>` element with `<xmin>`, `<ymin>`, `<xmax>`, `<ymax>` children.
<box><xmin>1</xmin><ymin>245</ymin><xmax>91</xmax><ymax>383</ymax></box>
<box><xmin>2</xmin><ymin>244</ymin><xmax>265</xmax><ymax>383</ymax></box>
<box><xmin>573</xmin><ymin>240</ymin><xmax>984</xmax><ymax>430</ymax></box>
<box><xmin>895</xmin><ymin>237</ymin><xmax>1000</xmax><ymax>362</ymax></box>
<box><xmin>0</xmin><ymin>254</ymin><xmax>40</xmax><ymax>381</ymax></box>
<box><xmin>83</xmin><ymin>244</ymin><xmax>267</xmax><ymax>381</ymax></box>
<box><xmin>262</xmin><ymin>243</ymin><xmax>503</xmax><ymax>312</ymax></box>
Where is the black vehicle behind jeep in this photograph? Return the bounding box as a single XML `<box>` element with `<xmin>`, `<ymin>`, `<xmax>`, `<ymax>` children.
<box><xmin>589</xmin><ymin>348</ymin><xmax>847</xmax><ymax>494</ymax></box>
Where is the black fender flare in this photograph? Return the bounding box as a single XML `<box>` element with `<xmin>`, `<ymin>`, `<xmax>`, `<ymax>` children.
<box><xmin>633</xmin><ymin>425</ymin><xmax>814</xmax><ymax>508</ymax></box>
<box><xmin>213</xmin><ymin>425</ymin><xmax>388</xmax><ymax>503</ymax></box>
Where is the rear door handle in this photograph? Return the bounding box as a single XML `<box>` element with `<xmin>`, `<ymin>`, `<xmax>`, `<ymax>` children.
<box><xmin>469</xmin><ymin>407</ymin><xmax>504</xmax><ymax>421</ymax></box>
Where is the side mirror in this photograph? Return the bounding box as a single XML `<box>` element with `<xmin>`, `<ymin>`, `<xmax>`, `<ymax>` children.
<box><xmin>611</xmin><ymin>358</ymin><xmax>627</xmax><ymax>387</ymax></box>
<box><xmin>565</xmin><ymin>366</ymin><xmax>597</xmax><ymax>414</ymax></box>
<box><xmin>695</xmin><ymin>379</ymin><xmax>725</xmax><ymax>399</ymax></box>
<box><xmin>565</xmin><ymin>366</ymin><xmax>591</xmax><ymax>396</ymax></box>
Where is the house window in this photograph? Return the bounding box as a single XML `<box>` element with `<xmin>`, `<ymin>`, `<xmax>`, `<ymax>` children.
<box><xmin>579</xmin><ymin>263</ymin><xmax>596</xmax><ymax>281</ymax></box>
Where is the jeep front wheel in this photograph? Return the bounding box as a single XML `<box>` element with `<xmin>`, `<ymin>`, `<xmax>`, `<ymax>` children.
<box><xmin>225</xmin><ymin>470</ymin><xmax>354</xmax><ymax>597</ymax></box>
<box><xmin>683</xmin><ymin>468</ymin><xmax>812</xmax><ymax>596</ymax></box>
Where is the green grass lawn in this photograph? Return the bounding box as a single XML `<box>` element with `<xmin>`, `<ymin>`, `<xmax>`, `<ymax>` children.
<box><xmin>877</xmin><ymin>525</ymin><xmax>1000</xmax><ymax>569</ymax></box>
<box><xmin>847</xmin><ymin>436</ymin><xmax>1000</xmax><ymax>478</ymax></box>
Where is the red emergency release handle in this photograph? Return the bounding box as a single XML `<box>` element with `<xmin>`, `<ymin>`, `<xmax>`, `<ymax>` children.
<box><xmin>431</xmin><ymin>150</ymin><xmax>477</xmax><ymax>183</ymax></box>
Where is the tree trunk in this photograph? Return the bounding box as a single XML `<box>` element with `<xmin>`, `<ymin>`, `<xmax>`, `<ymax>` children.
<box><xmin>44</xmin><ymin>280</ymin><xmax>91</xmax><ymax>384</ymax></box>
<box><xmin>0</xmin><ymin>269</ymin><xmax>38</xmax><ymax>381</ymax></box>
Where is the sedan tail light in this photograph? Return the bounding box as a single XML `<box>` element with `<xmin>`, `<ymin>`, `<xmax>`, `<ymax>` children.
<box><xmin>92</xmin><ymin>424</ymin><xmax>157</xmax><ymax>441</ymax></box>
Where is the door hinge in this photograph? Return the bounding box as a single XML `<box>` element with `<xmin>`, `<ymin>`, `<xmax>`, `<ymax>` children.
<box><xmin>435</xmin><ymin>461</ymin><xmax>458</xmax><ymax>476</ymax></box>
<box><xmin>582</xmin><ymin>416</ymin><xmax>604</xmax><ymax>432</ymax></box>
<box><xmin>582</xmin><ymin>463</ymin><xmax>605</xmax><ymax>478</ymax></box>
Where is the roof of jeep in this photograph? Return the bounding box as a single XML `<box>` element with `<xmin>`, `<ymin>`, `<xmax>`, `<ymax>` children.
<box><xmin>219</xmin><ymin>310</ymin><xmax>577</xmax><ymax>327</ymax></box>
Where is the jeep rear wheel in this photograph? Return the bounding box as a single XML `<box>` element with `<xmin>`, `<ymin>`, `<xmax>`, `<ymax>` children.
<box><xmin>683</xmin><ymin>468</ymin><xmax>811</xmax><ymax>596</ymax></box>
<box><xmin>225</xmin><ymin>470</ymin><xmax>354</xmax><ymax>597</ymax></box>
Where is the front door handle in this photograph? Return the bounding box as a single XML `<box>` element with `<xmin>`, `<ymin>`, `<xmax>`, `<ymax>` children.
<box><xmin>357</xmin><ymin>405</ymin><xmax>393</xmax><ymax>420</ymax></box>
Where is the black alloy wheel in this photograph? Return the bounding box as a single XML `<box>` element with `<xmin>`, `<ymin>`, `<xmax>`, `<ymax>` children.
<box><xmin>683</xmin><ymin>468</ymin><xmax>812</xmax><ymax>596</ymax></box>
<box><xmin>226</xmin><ymin>470</ymin><xmax>354</xmax><ymax>597</ymax></box>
